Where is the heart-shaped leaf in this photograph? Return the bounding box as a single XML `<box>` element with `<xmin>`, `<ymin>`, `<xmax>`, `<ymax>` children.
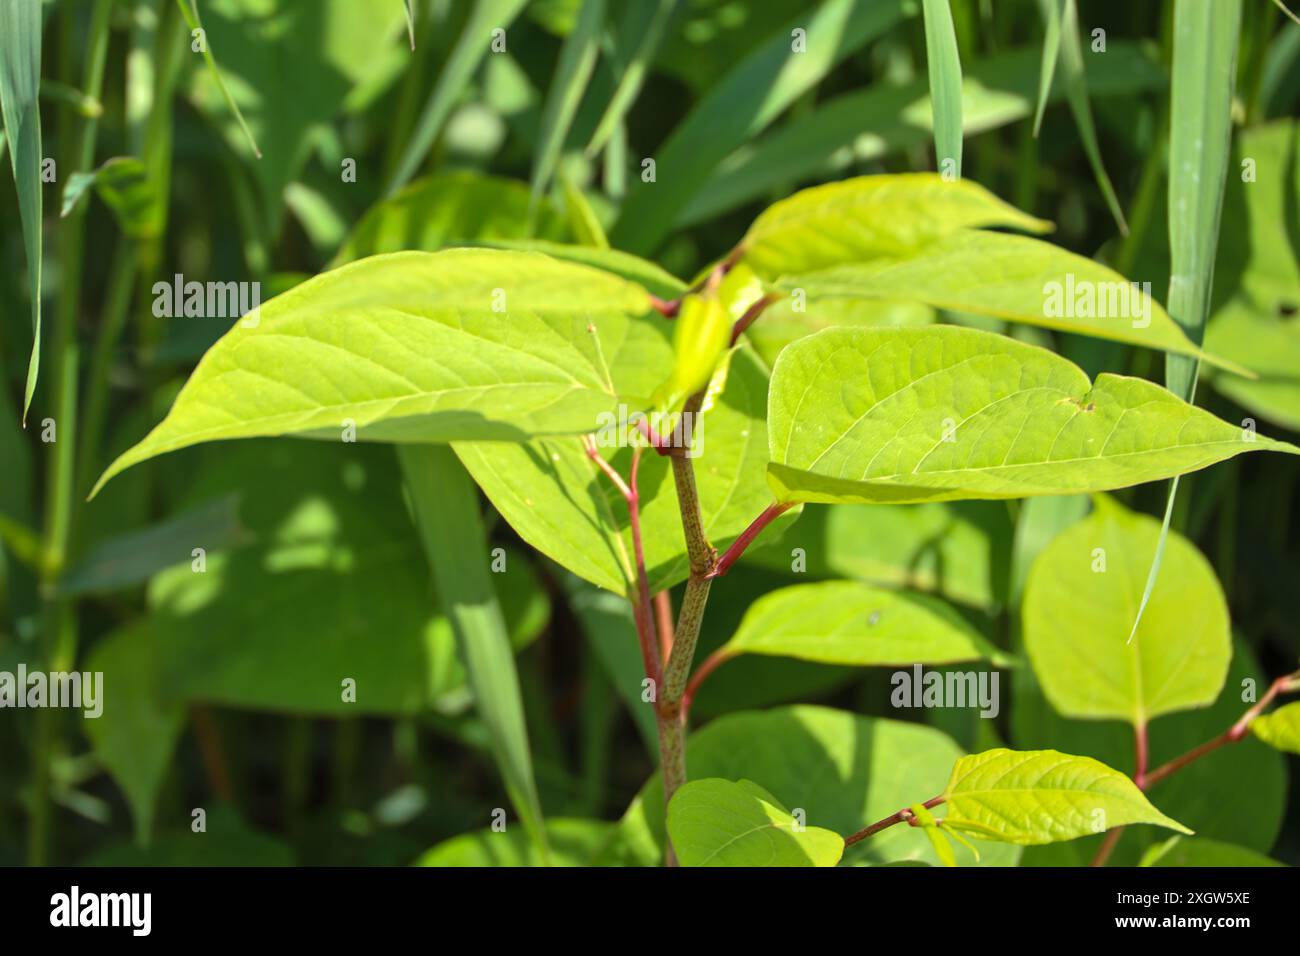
<box><xmin>766</xmin><ymin>326</ymin><xmax>1297</xmax><ymax>506</ymax></box>
<box><xmin>667</xmin><ymin>778</ymin><xmax>844</xmax><ymax>867</ymax></box>
<box><xmin>941</xmin><ymin>748</ymin><xmax>1191</xmax><ymax>845</ymax></box>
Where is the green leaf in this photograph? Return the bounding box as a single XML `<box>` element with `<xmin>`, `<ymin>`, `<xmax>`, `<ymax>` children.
<box><xmin>656</xmin><ymin>290</ymin><xmax>730</xmax><ymax>409</ymax></box>
<box><xmin>399</xmin><ymin>444</ymin><xmax>548</xmax><ymax>858</ymax></box>
<box><xmin>742</xmin><ymin>296</ymin><xmax>933</xmax><ymax>370</ymax></box>
<box><xmin>1205</xmin><ymin>120</ymin><xmax>1300</xmax><ymax>430</ymax></box>
<box><xmin>779</xmin><ymin>230</ymin><xmax>1232</xmax><ymax>363</ymax></box>
<box><xmin>456</xmin><ymin>344</ymin><xmax>793</xmax><ymax>597</ymax></box>
<box><xmin>610</xmin><ymin>0</ymin><xmax>911</xmax><ymax>253</ymax></box>
<box><xmin>685</xmin><ymin>43</ymin><xmax>1166</xmax><ymax>225</ymax></box>
<box><xmin>1251</xmin><ymin>702</ymin><xmax>1300</xmax><ymax>755</ymax></box>
<box><xmin>765</xmin><ymin>326</ymin><xmax>1298</xmax><ymax>507</ymax></box>
<box><xmin>920</xmin><ymin>0</ymin><xmax>963</xmax><ymax>177</ymax></box>
<box><xmin>58</xmin><ymin>494</ymin><xmax>248</xmax><ymax>597</ymax></box>
<box><xmin>387</xmin><ymin>0</ymin><xmax>530</xmax><ymax>194</ymax></box>
<box><xmin>91</xmin><ymin>249</ymin><xmax>663</xmax><ymax>497</ymax></box>
<box><xmin>585</xmin><ymin>0</ymin><xmax>677</xmax><ymax>156</ymax></box>
<box><xmin>83</xmin><ymin>625</ymin><xmax>185</xmax><ymax>844</ymax></box>
<box><xmin>558</xmin><ymin>173</ymin><xmax>609</xmax><ymax>248</ymax></box>
<box><xmin>744</xmin><ymin>499</ymin><xmax>1011</xmax><ymax>610</ymax></box>
<box><xmin>0</xmin><ymin>0</ymin><xmax>43</xmax><ymax>420</ymax></box>
<box><xmin>1023</xmin><ymin>496</ymin><xmax>1230</xmax><ymax>724</ymax></box>
<box><xmin>176</xmin><ymin>0</ymin><xmax>262</xmax><ymax>158</ymax></box>
<box><xmin>722</xmin><ymin>580</ymin><xmax>1014</xmax><ymax>667</ymax></box>
<box><xmin>531</xmin><ymin>0</ymin><xmax>605</xmax><ymax>201</ymax></box>
<box><xmin>1054</xmin><ymin>0</ymin><xmax>1128</xmax><ymax>234</ymax></box>
<box><xmin>1127</xmin><ymin>0</ymin><xmax>1241</xmax><ymax>649</ymax></box>
<box><xmin>1031</xmin><ymin>0</ymin><xmax>1063</xmax><ymax>136</ymax></box>
<box><xmin>479</xmin><ymin>239</ymin><xmax>686</xmax><ymax>300</ymax></box>
<box><xmin>415</xmin><ymin>818</ymin><xmax>615</xmax><ymax>866</ymax></box>
<box><xmin>739</xmin><ymin>173</ymin><xmax>1051</xmax><ymax>280</ymax></box>
<box><xmin>1138</xmin><ymin>836</ymin><xmax>1283</xmax><ymax>867</ymax></box>
<box><xmin>1012</xmin><ymin>639</ymin><xmax>1287</xmax><ymax>863</ymax></box>
<box><xmin>332</xmin><ymin>173</ymin><xmax>565</xmax><ymax>266</ymax></box>
<box><xmin>59</xmin><ymin>156</ymin><xmax>156</xmax><ymax>238</ymax></box>
<box><xmin>604</xmin><ymin>705</ymin><xmax>1021</xmax><ymax>867</ymax></box>
<box><xmin>941</xmin><ymin>748</ymin><xmax>1191</xmax><ymax>845</ymax></box>
<box><xmin>667</xmin><ymin>778</ymin><xmax>844</xmax><ymax>867</ymax></box>
<box><xmin>145</xmin><ymin>442</ymin><xmax>547</xmax><ymax>715</ymax></box>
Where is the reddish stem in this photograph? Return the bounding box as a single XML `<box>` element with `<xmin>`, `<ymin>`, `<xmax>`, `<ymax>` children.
<box><xmin>843</xmin><ymin>795</ymin><xmax>945</xmax><ymax>847</ymax></box>
<box><xmin>654</xmin><ymin>590</ymin><xmax>675</xmax><ymax>665</ymax></box>
<box><xmin>729</xmin><ymin>292</ymin><xmax>781</xmax><ymax>346</ymax></box>
<box><xmin>707</xmin><ymin>501</ymin><xmax>793</xmax><ymax>579</ymax></box>
<box><xmin>1133</xmin><ymin>720</ymin><xmax>1149</xmax><ymax>790</ymax></box>
<box><xmin>681</xmin><ymin>646</ymin><xmax>734</xmax><ymax>718</ymax></box>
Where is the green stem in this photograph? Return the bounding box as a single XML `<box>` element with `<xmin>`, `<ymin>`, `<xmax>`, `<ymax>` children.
<box><xmin>29</xmin><ymin>0</ymin><xmax>114</xmax><ymax>868</ymax></box>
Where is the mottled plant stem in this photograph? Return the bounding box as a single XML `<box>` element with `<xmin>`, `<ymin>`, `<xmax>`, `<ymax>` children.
<box><xmin>657</xmin><ymin>391</ymin><xmax>717</xmax><ymax>864</ymax></box>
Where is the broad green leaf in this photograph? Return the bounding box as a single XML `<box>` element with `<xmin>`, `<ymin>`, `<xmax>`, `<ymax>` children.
<box><xmin>83</xmin><ymin>625</ymin><xmax>185</xmax><ymax>844</ymax></box>
<box><xmin>941</xmin><ymin>748</ymin><xmax>1191</xmax><ymax>845</ymax></box>
<box><xmin>610</xmin><ymin>0</ymin><xmax>911</xmax><ymax>253</ymax></box>
<box><xmin>144</xmin><ymin>442</ymin><xmax>547</xmax><ymax>715</ymax></box>
<box><xmin>1205</xmin><ymin>121</ymin><xmax>1300</xmax><ymax>430</ymax></box>
<box><xmin>1008</xmin><ymin>494</ymin><xmax>1088</xmax><ymax>608</ymax></box>
<box><xmin>1251</xmin><ymin>702</ymin><xmax>1300</xmax><ymax>755</ymax></box>
<box><xmin>739</xmin><ymin>174</ymin><xmax>1050</xmax><ymax>280</ymax></box>
<box><xmin>743</xmin><ymin>296</ymin><xmax>933</xmax><ymax>370</ymax></box>
<box><xmin>604</xmin><ymin>705</ymin><xmax>1020</xmax><ymax>867</ymax></box>
<box><xmin>685</xmin><ymin>43</ymin><xmax>1166</xmax><ymax>224</ymax></box>
<box><xmin>779</xmin><ymin>230</ymin><xmax>1231</xmax><ymax>363</ymax></box>
<box><xmin>91</xmin><ymin>249</ymin><xmax>664</xmax><ymax>497</ymax></box>
<box><xmin>1013</xmin><ymin>639</ymin><xmax>1287</xmax><ymax>863</ymax></box>
<box><xmin>456</xmin><ymin>344</ymin><xmax>794</xmax><ymax>598</ymax></box>
<box><xmin>911</xmin><ymin>802</ymin><xmax>958</xmax><ymax>866</ymax></box>
<box><xmin>399</xmin><ymin>444</ymin><xmax>548</xmax><ymax>857</ymax></box>
<box><xmin>920</xmin><ymin>0</ymin><xmax>963</xmax><ymax>177</ymax></box>
<box><xmin>415</xmin><ymin>818</ymin><xmax>615</xmax><ymax>866</ymax></box>
<box><xmin>765</xmin><ymin>326</ymin><xmax>1298</xmax><ymax>507</ymax></box>
<box><xmin>1054</xmin><ymin>0</ymin><xmax>1128</xmax><ymax>234</ymax></box>
<box><xmin>1023</xmin><ymin>496</ymin><xmax>1230</xmax><ymax>724</ymax></box>
<box><xmin>1139</xmin><ymin>836</ymin><xmax>1283</xmax><ymax>868</ymax></box>
<box><xmin>388</xmin><ymin>0</ymin><xmax>530</xmax><ymax>193</ymax></box>
<box><xmin>58</xmin><ymin>495</ymin><xmax>247</xmax><ymax>596</ymax></box>
<box><xmin>531</xmin><ymin>0</ymin><xmax>605</xmax><ymax>200</ymax></box>
<box><xmin>667</xmin><ymin>778</ymin><xmax>844</xmax><ymax>867</ymax></box>
<box><xmin>479</xmin><ymin>239</ymin><xmax>686</xmax><ymax>300</ymax></box>
<box><xmin>585</xmin><ymin>0</ymin><xmax>677</xmax><ymax>155</ymax></box>
<box><xmin>742</xmin><ymin>500</ymin><xmax>1011</xmax><ymax>611</ymax></box>
<box><xmin>722</xmin><ymin>580</ymin><xmax>1014</xmax><ymax>667</ymax></box>
<box><xmin>331</xmin><ymin>173</ymin><xmax>565</xmax><ymax>267</ymax></box>
<box><xmin>0</xmin><ymin>0</ymin><xmax>43</xmax><ymax>419</ymax></box>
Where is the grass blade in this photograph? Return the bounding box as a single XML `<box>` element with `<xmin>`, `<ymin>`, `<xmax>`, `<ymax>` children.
<box><xmin>0</xmin><ymin>0</ymin><xmax>44</xmax><ymax>422</ymax></box>
<box><xmin>585</xmin><ymin>0</ymin><xmax>678</xmax><ymax>157</ymax></box>
<box><xmin>530</xmin><ymin>0</ymin><xmax>605</xmax><ymax>203</ymax></box>
<box><xmin>1032</xmin><ymin>0</ymin><xmax>1063</xmax><ymax>136</ymax></box>
<box><xmin>1129</xmin><ymin>0</ymin><xmax>1242</xmax><ymax>644</ymax></box>
<box><xmin>175</xmin><ymin>0</ymin><xmax>262</xmax><ymax>159</ymax></box>
<box><xmin>610</xmin><ymin>0</ymin><xmax>910</xmax><ymax>254</ymax></box>
<box><xmin>1056</xmin><ymin>0</ymin><xmax>1128</xmax><ymax>234</ymax></box>
<box><xmin>403</xmin><ymin>0</ymin><xmax>416</xmax><ymax>50</ymax></box>
<box><xmin>397</xmin><ymin>445</ymin><xmax>549</xmax><ymax>858</ymax></box>
<box><xmin>387</xmin><ymin>0</ymin><xmax>529</xmax><ymax>196</ymax></box>
<box><xmin>682</xmin><ymin>43</ymin><xmax>1164</xmax><ymax>225</ymax></box>
<box><xmin>921</xmin><ymin>0</ymin><xmax>963</xmax><ymax>177</ymax></box>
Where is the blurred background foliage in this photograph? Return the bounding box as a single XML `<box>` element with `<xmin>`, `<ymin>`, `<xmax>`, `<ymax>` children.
<box><xmin>1</xmin><ymin>0</ymin><xmax>1298</xmax><ymax>866</ymax></box>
